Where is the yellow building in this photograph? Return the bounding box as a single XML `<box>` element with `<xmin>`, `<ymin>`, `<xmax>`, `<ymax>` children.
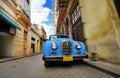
<box><xmin>55</xmin><ymin>0</ymin><xmax>120</xmax><ymax>64</ymax></box>
<box><xmin>31</xmin><ymin>24</ymin><xmax>41</xmax><ymax>54</ymax></box>
<box><xmin>0</xmin><ymin>0</ymin><xmax>31</xmax><ymax>57</ymax></box>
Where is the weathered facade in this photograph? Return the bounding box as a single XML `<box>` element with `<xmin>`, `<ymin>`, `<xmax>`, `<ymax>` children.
<box><xmin>39</xmin><ymin>25</ymin><xmax>47</xmax><ymax>52</ymax></box>
<box><xmin>54</xmin><ymin>0</ymin><xmax>120</xmax><ymax>64</ymax></box>
<box><xmin>0</xmin><ymin>0</ymin><xmax>31</xmax><ymax>57</ymax></box>
<box><xmin>31</xmin><ymin>24</ymin><xmax>41</xmax><ymax>54</ymax></box>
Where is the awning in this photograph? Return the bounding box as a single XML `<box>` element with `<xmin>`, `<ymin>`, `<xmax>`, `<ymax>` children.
<box><xmin>0</xmin><ymin>10</ymin><xmax>21</xmax><ymax>30</ymax></box>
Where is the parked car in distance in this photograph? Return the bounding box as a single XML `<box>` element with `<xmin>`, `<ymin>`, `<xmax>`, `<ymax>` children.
<box><xmin>42</xmin><ymin>34</ymin><xmax>88</xmax><ymax>67</ymax></box>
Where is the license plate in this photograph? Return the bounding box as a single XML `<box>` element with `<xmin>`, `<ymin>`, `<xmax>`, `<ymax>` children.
<box><xmin>63</xmin><ymin>56</ymin><xmax>73</xmax><ymax>62</ymax></box>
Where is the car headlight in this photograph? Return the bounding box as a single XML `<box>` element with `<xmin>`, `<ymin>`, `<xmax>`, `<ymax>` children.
<box><xmin>51</xmin><ymin>42</ymin><xmax>57</xmax><ymax>50</ymax></box>
<box><xmin>76</xmin><ymin>42</ymin><xmax>82</xmax><ymax>50</ymax></box>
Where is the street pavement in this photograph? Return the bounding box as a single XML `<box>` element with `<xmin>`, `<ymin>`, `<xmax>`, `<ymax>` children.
<box><xmin>0</xmin><ymin>54</ymin><xmax>116</xmax><ymax>78</ymax></box>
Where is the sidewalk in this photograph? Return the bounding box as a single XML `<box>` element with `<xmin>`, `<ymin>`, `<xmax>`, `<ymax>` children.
<box><xmin>0</xmin><ymin>53</ymin><xmax>40</xmax><ymax>63</ymax></box>
<box><xmin>84</xmin><ymin>59</ymin><xmax>120</xmax><ymax>78</ymax></box>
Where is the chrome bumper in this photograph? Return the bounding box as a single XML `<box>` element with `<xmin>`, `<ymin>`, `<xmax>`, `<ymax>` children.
<box><xmin>43</xmin><ymin>55</ymin><xmax>88</xmax><ymax>61</ymax></box>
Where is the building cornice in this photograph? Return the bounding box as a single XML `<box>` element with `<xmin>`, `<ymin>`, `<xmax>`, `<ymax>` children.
<box><xmin>31</xmin><ymin>27</ymin><xmax>41</xmax><ymax>38</ymax></box>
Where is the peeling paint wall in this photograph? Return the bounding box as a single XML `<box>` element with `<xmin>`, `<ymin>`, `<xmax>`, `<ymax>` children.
<box><xmin>79</xmin><ymin>0</ymin><xmax>120</xmax><ymax>64</ymax></box>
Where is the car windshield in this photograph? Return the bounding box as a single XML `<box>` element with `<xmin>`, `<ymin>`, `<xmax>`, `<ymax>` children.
<box><xmin>50</xmin><ymin>35</ymin><xmax>69</xmax><ymax>40</ymax></box>
<box><xmin>57</xmin><ymin>35</ymin><xmax>69</xmax><ymax>38</ymax></box>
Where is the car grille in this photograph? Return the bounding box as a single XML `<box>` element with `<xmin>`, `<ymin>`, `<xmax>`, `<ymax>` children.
<box><xmin>62</xmin><ymin>40</ymin><xmax>72</xmax><ymax>54</ymax></box>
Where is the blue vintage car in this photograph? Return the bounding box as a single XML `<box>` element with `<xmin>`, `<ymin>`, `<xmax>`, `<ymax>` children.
<box><xmin>42</xmin><ymin>34</ymin><xmax>88</xmax><ymax>67</ymax></box>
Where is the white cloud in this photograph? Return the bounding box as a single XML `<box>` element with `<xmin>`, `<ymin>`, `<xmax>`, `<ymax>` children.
<box><xmin>31</xmin><ymin>7</ymin><xmax>52</xmax><ymax>23</ymax></box>
<box><xmin>31</xmin><ymin>0</ymin><xmax>46</xmax><ymax>11</ymax></box>
<box><xmin>41</xmin><ymin>23</ymin><xmax>54</xmax><ymax>38</ymax></box>
<box><xmin>31</xmin><ymin>0</ymin><xmax>54</xmax><ymax>37</ymax></box>
<box><xmin>31</xmin><ymin>0</ymin><xmax>52</xmax><ymax>24</ymax></box>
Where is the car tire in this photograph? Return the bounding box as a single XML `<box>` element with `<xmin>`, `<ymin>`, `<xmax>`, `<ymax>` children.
<box><xmin>44</xmin><ymin>61</ymin><xmax>51</xmax><ymax>67</ymax></box>
<box><xmin>74</xmin><ymin>59</ymin><xmax>83</xmax><ymax>64</ymax></box>
<box><xmin>80</xmin><ymin>59</ymin><xmax>83</xmax><ymax>62</ymax></box>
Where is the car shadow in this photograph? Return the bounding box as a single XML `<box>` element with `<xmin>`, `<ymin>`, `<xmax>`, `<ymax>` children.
<box><xmin>46</xmin><ymin>61</ymin><xmax>86</xmax><ymax>68</ymax></box>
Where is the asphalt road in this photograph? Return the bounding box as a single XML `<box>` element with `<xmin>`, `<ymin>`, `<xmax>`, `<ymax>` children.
<box><xmin>0</xmin><ymin>54</ymin><xmax>114</xmax><ymax>78</ymax></box>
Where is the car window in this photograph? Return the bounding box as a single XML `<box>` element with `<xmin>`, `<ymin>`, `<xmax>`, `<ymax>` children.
<box><xmin>57</xmin><ymin>35</ymin><xmax>69</xmax><ymax>38</ymax></box>
<box><xmin>50</xmin><ymin>35</ymin><xmax>69</xmax><ymax>40</ymax></box>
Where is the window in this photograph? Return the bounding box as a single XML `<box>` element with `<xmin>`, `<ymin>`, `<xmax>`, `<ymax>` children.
<box><xmin>77</xmin><ymin>5</ymin><xmax>80</xmax><ymax>18</ymax></box>
<box><xmin>72</xmin><ymin>14</ymin><xmax>75</xmax><ymax>24</ymax></box>
<box><xmin>71</xmin><ymin>4</ymin><xmax>81</xmax><ymax>24</ymax></box>
<box><xmin>22</xmin><ymin>0</ymin><xmax>30</xmax><ymax>17</ymax></box>
<box><xmin>70</xmin><ymin>0</ymin><xmax>85</xmax><ymax>41</ymax></box>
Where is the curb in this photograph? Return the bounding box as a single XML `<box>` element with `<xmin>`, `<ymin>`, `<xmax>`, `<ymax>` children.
<box><xmin>0</xmin><ymin>53</ymin><xmax>40</xmax><ymax>63</ymax></box>
<box><xmin>84</xmin><ymin>59</ymin><xmax>120</xmax><ymax>78</ymax></box>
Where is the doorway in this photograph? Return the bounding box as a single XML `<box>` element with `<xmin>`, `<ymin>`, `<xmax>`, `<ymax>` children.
<box><xmin>31</xmin><ymin>43</ymin><xmax>35</xmax><ymax>53</ymax></box>
<box><xmin>0</xmin><ymin>33</ymin><xmax>13</xmax><ymax>58</ymax></box>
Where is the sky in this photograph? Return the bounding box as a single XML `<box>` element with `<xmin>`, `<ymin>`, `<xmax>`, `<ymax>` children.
<box><xmin>31</xmin><ymin>0</ymin><xmax>54</xmax><ymax>38</ymax></box>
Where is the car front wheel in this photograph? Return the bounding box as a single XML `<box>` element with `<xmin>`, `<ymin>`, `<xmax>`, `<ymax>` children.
<box><xmin>44</xmin><ymin>61</ymin><xmax>51</xmax><ymax>67</ymax></box>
